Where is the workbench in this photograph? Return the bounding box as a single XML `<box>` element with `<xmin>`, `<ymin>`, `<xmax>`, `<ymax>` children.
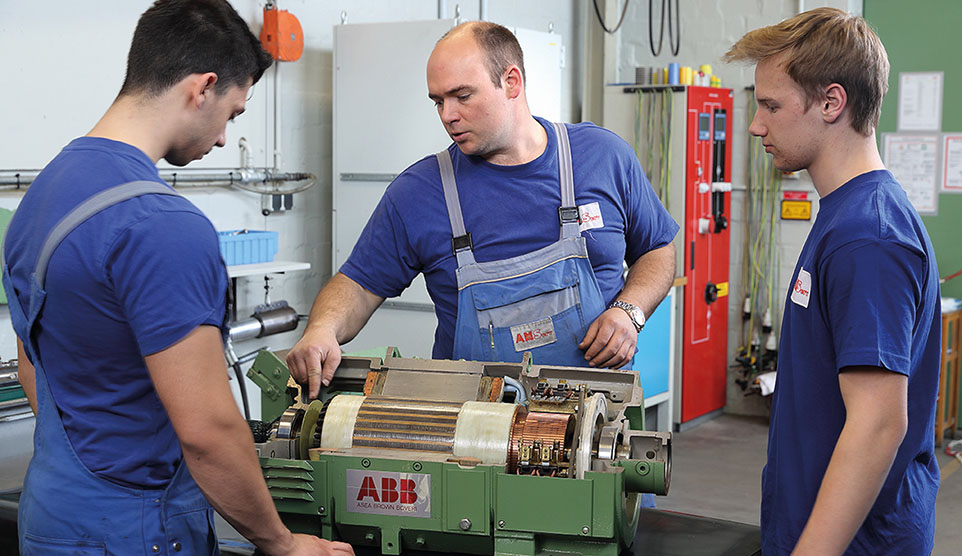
<box><xmin>217</xmin><ymin>509</ymin><xmax>760</xmax><ymax>556</ymax></box>
<box><xmin>0</xmin><ymin>490</ymin><xmax>761</xmax><ymax>556</ymax></box>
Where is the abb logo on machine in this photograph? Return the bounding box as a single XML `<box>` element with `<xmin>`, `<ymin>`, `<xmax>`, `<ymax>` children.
<box><xmin>356</xmin><ymin>476</ymin><xmax>417</xmax><ymax>504</ymax></box>
<box><xmin>346</xmin><ymin>469</ymin><xmax>431</xmax><ymax>518</ymax></box>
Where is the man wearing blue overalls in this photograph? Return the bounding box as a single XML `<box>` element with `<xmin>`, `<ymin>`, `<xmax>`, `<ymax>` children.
<box><xmin>288</xmin><ymin>21</ymin><xmax>677</xmax><ymax>400</ymax></box>
<box><xmin>2</xmin><ymin>1</ymin><xmax>354</xmax><ymax>555</ymax></box>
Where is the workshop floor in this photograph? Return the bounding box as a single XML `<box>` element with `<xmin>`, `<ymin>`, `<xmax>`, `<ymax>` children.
<box><xmin>658</xmin><ymin>414</ymin><xmax>962</xmax><ymax>556</ymax></box>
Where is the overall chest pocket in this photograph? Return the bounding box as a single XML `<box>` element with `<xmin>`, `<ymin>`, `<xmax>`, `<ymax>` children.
<box><xmin>469</xmin><ymin>258</ymin><xmax>583</xmax><ymax>329</ymax></box>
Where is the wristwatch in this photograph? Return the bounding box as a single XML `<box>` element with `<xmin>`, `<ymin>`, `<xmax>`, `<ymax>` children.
<box><xmin>609</xmin><ymin>300</ymin><xmax>645</xmax><ymax>332</ymax></box>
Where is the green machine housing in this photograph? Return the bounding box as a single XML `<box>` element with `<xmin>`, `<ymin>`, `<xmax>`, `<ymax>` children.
<box><xmin>248</xmin><ymin>349</ymin><xmax>671</xmax><ymax>556</ymax></box>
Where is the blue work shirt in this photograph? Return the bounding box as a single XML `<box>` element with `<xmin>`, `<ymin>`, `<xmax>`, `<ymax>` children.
<box><xmin>763</xmin><ymin>170</ymin><xmax>941</xmax><ymax>554</ymax></box>
<box><xmin>341</xmin><ymin>117</ymin><xmax>679</xmax><ymax>358</ymax></box>
<box><xmin>4</xmin><ymin>137</ymin><xmax>229</xmax><ymax>488</ymax></box>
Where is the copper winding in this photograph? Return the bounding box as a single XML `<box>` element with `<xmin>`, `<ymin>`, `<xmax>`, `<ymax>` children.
<box><xmin>507</xmin><ymin>411</ymin><xmax>574</xmax><ymax>474</ymax></box>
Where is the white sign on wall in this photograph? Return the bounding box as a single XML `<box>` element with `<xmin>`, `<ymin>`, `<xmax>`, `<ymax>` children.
<box><xmin>882</xmin><ymin>133</ymin><xmax>939</xmax><ymax>215</ymax></box>
<box><xmin>942</xmin><ymin>134</ymin><xmax>962</xmax><ymax>192</ymax></box>
<box><xmin>897</xmin><ymin>72</ymin><xmax>943</xmax><ymax>132</ymax></box>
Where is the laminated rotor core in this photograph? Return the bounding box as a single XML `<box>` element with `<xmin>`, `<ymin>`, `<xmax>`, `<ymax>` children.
<box><xmin>319</xmin><ymin>395</ymin><xmax>522</xmax><ymax>464</ymax></box>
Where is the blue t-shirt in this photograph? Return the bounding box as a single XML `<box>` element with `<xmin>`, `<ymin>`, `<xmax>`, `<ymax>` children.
<box><xmin>340</xmin><ymin>117</ymin><xmax>679</xmax><ymax>358</ymax></box>
<box><xmin>4</xmin><ymin>137</ymin><xmax>229</xmax><ymax>489</ymax></box>
<box><xmin>762</xmin><ymin>170</ymin><xmax>940</xmax><ymax>554</ymax></box>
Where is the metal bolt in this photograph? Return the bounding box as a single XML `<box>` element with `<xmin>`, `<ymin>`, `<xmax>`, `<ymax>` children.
<box><xmin>412</xmin><ymin>461</ymin><xmax>423</xmax><ymax>471</ymax></box>
<box><xmin>172</xmin><ymin>542</ymin><xmax>182</xmax><ymax>552</ymax></box>
<box><xmin>415</xmin><ymin>537</ymin><xmax>426</xmax><ymax>546</ymax></box>
<box><xmin>361</xmin><ymin>458</ymin><xmax>371</xmax><ymax>468</ymax></box>
<box><xmin>318</xmin><ymin>506</ymin><xmax>326</xmax><ymax>515</ymax></box>
<box><xmin>459</xmin><ymin>518</ymin><xmax>472</xmax><ymax>531</ymax></box>
<box><xmin>365</xmin><ymin>532</ymin><xmax>375</xmax><ymax>542</ymax></box>
<box><xmin>151</xmin><ymin>546</ymin><xmax>160</xmax><ymax>553</ymax></box>
<box><xmin>582</xmin><ymin>526</ymin><xmax>590</xmax><ymax>535</ymax></box>
<box><xmin>498</xmin><ymin>520</ymin><xmax>505</xmax><ymax>529</ymax></box>
<box><xmin>274</xmin><ymin>369</ymin><xmax>281</xmax><ymax>377</ymax></box>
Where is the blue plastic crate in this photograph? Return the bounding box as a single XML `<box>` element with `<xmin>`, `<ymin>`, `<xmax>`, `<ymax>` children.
<box><xmin>218</xmin><ymin>230</ymin><xmax>278</xmax><ymax>266</ymax></box>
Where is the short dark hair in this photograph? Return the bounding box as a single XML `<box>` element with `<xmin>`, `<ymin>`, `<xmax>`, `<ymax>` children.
<box><xmin>442</xmin><ymin>21</ymin><xmax>525</xmax><ymax>89</ymax></box>
<box><xmin>119</xmin><ymin>0</ymin><xmax>273</xmax><ymax>97</ymax></box>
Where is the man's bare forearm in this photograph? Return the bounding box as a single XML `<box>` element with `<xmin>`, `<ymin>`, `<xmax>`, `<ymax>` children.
<box><xmin>618</xmin><ymin>242</ymin><xmax>676</xmax><ymax>317</ymax></box>
<box><xmin>791</xmin><ymin>368</ymin><xmax>907</xmax><ymax>555</ymax></box>
<box><xmin>302</xmin><ymin>273</ymin><xmax>384</xmax><ymax>344</ymax></box>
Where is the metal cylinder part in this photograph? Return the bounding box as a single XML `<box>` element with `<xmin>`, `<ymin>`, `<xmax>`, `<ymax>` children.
<box><xmin>352</xmin><ymin>397</ymin><xmax>462</xmax><ymax>453</ymax></box>
<box><xmin>320</xmin><ymin>395</ymin><xmax>578</xmax><ymax>471</ymax></box>
<box><xmin>228</xmin><ymin>305</ymin><xmax>299</xmax><ymax>342</ymax></box>
<box><xmin>228</xmin><ymin>318</ymin><xmax>262</xmax><ymax>342</ymax></box>
<box><xmin>256</xmin><ymin>306</ymin><xmax>299</xmax><ymax>336</ymax></box>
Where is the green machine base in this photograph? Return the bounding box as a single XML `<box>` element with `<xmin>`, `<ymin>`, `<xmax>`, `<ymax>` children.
<box><xmin>250</xmin><ymin>349</ymin><xmax>671</xmax><ymax>556</ymax></box>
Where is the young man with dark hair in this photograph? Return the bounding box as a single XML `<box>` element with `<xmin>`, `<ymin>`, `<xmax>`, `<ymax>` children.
<box><xmin>3</xmin><ymin>1</ymin><xmax>352</xmax><ymax>554</ymax></box>
<box><xmin>725</xmin><ymin>7</ymin><xmax>940</xmax><ymax>555</ymax></box>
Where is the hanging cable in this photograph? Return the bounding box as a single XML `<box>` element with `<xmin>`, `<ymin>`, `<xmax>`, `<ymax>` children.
<box><xmin>667</xmin><ymin>0</ymin><xmax>680</xmax><ymax>55</ymax></box>
<box><xmin>592</xmin><ymin>0</ymin><xmax>631</xmax><ymax>34</ymax></box>
<box><xmin>942</xmin><ymin>268</ymin><xmax>962</xmax><ymax>284</ymax></box>
<box><xmin>648</xmin><ymin>0</ymin><xmax>665</xmax><ymax>55</ymax></box>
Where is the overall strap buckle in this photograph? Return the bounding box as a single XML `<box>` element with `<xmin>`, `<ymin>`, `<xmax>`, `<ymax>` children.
<box><xmin>558</xmin><ymin>206</ymin><xmax>580</xmax><ymax>225</ymax></box>
<box><xmin>451</xmin><ymin>233</ymin><xmax>474</xmax><ymax>256</ymax></box>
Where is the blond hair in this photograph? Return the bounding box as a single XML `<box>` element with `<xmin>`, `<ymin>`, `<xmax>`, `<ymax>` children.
<box><xmin>723</xmin><ymin>7</ymin><xmax>889</xmax><ymax>136</ymax></box>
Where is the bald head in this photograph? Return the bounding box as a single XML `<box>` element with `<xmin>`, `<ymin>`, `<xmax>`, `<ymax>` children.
<box><xmin>437</xmin><ymin>21</ymin><xmax>525</xmax><ymax>89</ymax></box>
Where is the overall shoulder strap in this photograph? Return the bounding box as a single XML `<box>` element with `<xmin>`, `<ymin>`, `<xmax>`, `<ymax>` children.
<box><xmin>33</xmin><ymin>180</ymin><xmax>180</xmax><ymax>286</ymax></box>
<box><xmin>552</xmin><ymin>122</ymin><xmax>580</xmax><ymax>240</ymax></box>
<box><xmin>436</xmin><ymin>149</ymin><xmax>476</xmax><ymax>267</ymax></box>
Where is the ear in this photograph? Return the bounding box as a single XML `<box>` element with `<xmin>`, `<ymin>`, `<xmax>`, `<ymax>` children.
<box><xmin>502</xmin><ymin>65</ymin><xmax>523</xmax><ymax>100</ymax></box>
<box><xmin>185</xmin><ymin>72</ymin><xmax>219</xmax><ymax>109</ymax></box>
<box><xmin>821</xmin><ymin>82</ymin><xmax>847</xmax><ymax>125</ymax></box>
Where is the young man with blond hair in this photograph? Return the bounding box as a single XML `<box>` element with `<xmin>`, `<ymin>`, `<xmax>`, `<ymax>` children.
<box><xmin>725</xmin><ymin>8</ymin><xmax>940</xmax><ymax>555</ymax></box>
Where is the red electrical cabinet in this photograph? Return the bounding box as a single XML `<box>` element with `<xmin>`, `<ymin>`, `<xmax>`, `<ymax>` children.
<box><xmin>602</xmin><ymin>84</ymin><xmax>734</xmax><ymax>429</ymax></box>
<box><xmin>680</xmin><ymin>87</ymin><xmax>733</xmax><ymax>424</ymax></box>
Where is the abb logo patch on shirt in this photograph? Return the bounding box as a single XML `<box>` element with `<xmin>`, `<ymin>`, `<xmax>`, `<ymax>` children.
<box><xmin>791</xmin><ymin>267</ymin><xmax>812</xmax><ymax>308</ymax></box>
<box><xmin>579</xmin><ymin>202</ymin><xmax>604</xmax><ymax>232</ymax></box>
<box><xmin>511</xmin><ymin>316</ymin><xmax>556</xmax><ymax>352</ymax></box>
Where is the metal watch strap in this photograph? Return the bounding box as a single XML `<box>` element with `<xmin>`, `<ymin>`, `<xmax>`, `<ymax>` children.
<box><xmin>609</xmin><ymin>300</ymin><xmax>644</xmax><ymax>332</ymax></box>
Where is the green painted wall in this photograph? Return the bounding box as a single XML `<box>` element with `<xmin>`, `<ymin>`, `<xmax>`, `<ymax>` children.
<box><xmin>865</xmin><ymin>0</ymin><xmax>962</xmax><ymax>299</ymax></box>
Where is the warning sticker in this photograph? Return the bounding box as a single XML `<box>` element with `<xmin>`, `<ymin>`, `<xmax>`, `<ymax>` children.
<box><xmin>510</xmin><ymin>316</ymin><xmax>557</xmax><ymax>352</ymax></box>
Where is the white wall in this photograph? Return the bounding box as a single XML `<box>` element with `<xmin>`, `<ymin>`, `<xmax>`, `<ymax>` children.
<box><xmin>0</xmin><ymin>0</ymin><xmax>577</xmax><ymax>415</ymax></box>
